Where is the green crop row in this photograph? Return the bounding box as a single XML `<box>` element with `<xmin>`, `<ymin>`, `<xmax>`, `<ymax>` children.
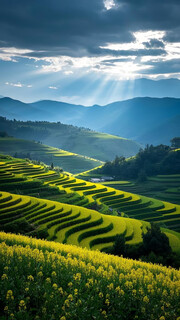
<box><xmin>1</xmin><ymin>157</ymin><xmax>180</xmax><ymax>236</ymax></box>
<box><xmin>63</xmin><ymin>216</ymin><xmax>105</xmax><ymax>244</ymax></box>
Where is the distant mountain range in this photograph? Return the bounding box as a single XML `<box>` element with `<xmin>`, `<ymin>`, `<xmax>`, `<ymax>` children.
<box><xmin>0</xmin><ymin>96</ymin><xmax>179</xmax><ymax>145</ymax></box>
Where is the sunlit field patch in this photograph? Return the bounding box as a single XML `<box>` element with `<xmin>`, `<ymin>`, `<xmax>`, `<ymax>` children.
<box><xmin>0</xmin><ymin>232</ymin><xmax>180</xmax><ymax>320</ymax></box>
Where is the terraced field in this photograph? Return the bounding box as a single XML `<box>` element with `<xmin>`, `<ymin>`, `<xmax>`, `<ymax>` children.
<box><xmin>0</xmin><ymin>158</ymin><xmax>63</xmax><ymax>198</ymax></box>
<box><xmin>148</xmin><ymin>175</ymin><xmax>180</xmax><ymax>203</ymax></box>
<box><xmin>0</xmin><ymin>191</ymin><xmax>180</xmax><ymax>253</ymax></box>
<box><xmin>0</xmin><ymin>190</ymin><xmax>152</xmax><ymax>250</ymax></box>
<box><xmin>44</xmin><ymin>174</ymin><xmax>180</xmax><ymax>234</ymax></box>
<box><xmin>0</xmin><ymin>137</ymin><xmax>103</xmax><ymax>173</ymax></box>
<box><xmin>101</xmin><ymin>175</ymin><xmax>180</xmax><ymax>205</ymax></box>
<box><xmin>1</xmin><ymin>156</ymin><xmax>180</xmax><ymax>240</ymax></box>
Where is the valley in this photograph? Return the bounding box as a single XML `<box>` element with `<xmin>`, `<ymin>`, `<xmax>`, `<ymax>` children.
<box><xmin>1</xmin><ymin>1</ymin><xmax>180</xmax><ymax>319</ymax></box>
<box><xmin>0</xmin><ymin>117</ymin><xmax>141</xmax><ymax>161</ymax></box>
<box><xmin>0</xmin><ymin>95</ymin><xmax>180</xmax><ymax>320</ymax></box>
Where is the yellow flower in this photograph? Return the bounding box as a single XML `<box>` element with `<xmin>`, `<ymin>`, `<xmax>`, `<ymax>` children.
<box><xmin>101</xmin><ymin>310</ymin><xmax>107</xmax><ymax>318</ymax></box>
<box><xmin>105</xmin><ymin>299</ymin><xmax>110</xmax><ymax>306</ymax></box>
<box><xmin>162</xmin><ymin>290</ymin><xmax>168</xmax><ymax>297</ymax></box>
<box><xmin>68</xmin><ymin>294</ymin><xmax>73</xmax><ymax>301</ymax></box>
<box><xmin>60</xmin><ymin>316</ymin><xmax>66</xmax><ymax>320</ymax></box>
<box><xmin>27</xmin><ymin>275</ymin><xmax>34</xmax><ymax>281</ymax></box>
<box><xmin>74</xmin><ymin>289</ymin><xmax>78</xmax><ymax>296</ymax></box>
<box><xmin>115</xmin><ymin>286</ymin><xmax>121</xmax><ymax>293</ymax></box>
<box><xmin>143</xmin><ymin>296</ymin><xmax>149</xmax><ymax>303</ymax></box>
<box><xmin>107</xmin><ymin>283</ymin><xmax>114</xmax><ymax>290</ymax></box>
<box><xmin>1</xmin><ymin>273</ymin><xmax>8</xmax><ymax>280</ymax></box>
<box><xmin>159</xmin><ymin>317</ymin><xmax>165</xmax><ymax>320</ymax></box>
<box><xmin>19</xmin><ymin>300</ymin><xmax>26</xmax><ymax>311</ymax></box>
<box><xmin>64</xmin><ymin>299</ymin><xmax>70</xmax><ymax>308</ymax></box>
<box><xmin>78</xmin><ymin>299</ymin><xmax>82</xmax><ymax>305</ymax></box>
<box><xmin>73</xmin><ymin>273</ymin><xmax>81</xmax><ymax>281</ymax></box>
<box><xmin>52</xmin><ymin>283</ymin><xmax>58</xmax><ymax>290</ymax></box>
<box><xmin>132</xmin><ymin>289</ymin><xmax>136</xmax><ymax>296</ymax></box>
<box><xmin>68</xmin><ymin>282</ymin><xmax>73</xmax><ymax>287</ymax></box>
<box><xmin>58</xmin><ymin>287</ymin><xmax>63</xmax><ymax>295</ymax></box>
<box><xmin>119</xmin><ymin>289</ymin><xmax>124</xmax><ymax>296</ymax></box>
<box><xmin>4</xmin><ymin>306</ymin><xmax>8</xmax><ymax>312</ymax></box>
<box><xmin>37</xmin><ymin>271</ymin><xmax>43</xmax><ymax>277</ymax></box>
<box><xmin>6</xmin><ymin>290</ymin><xmax>14</xmax><ymax>300</ymax></box>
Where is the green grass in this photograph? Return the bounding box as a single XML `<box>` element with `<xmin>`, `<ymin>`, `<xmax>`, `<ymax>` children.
<box><xmin>0</xmin><ymin>117</ymin><xmax>141</xmax><ymax>161</ymax></box>
<box><xmin>0</xmin><ymin>137</ymin><xmax>103</xmax><ymax>174</ymax></box>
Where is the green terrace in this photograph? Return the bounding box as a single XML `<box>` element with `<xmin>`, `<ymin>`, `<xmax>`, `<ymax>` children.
<box><xmin>101</xmin><ymin>175</ymin><xmax>180</xmax><ymax>206</ymax></box>
<box><xmin>0</xmin><ymin>137</ymin><xmax>103</xmax><ymax>174</ymax></box>
<box><xmin>0</xmin><ymin>156</ymin><xmax>180</xmax><ymax>235</ymax></box>
<box><xmin>0</xmin><ymin>191</ymin><xmax>180</xmax><ymax>254</ymax></box>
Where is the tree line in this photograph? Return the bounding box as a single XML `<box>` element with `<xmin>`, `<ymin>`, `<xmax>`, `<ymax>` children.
<box><xmin>97</xmin><ymin>139</ymin><xmax>180</xmax><ymax>180</ymax></box>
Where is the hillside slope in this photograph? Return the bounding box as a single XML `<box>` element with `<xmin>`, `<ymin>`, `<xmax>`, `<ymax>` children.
<box><xmin>0</xmin><ymin>138</ymin><xmax>103</xmax><ymax>174</ymax></box>
<box><xmin>0</xmin><ymin>190</ymin><xmax>149</xmax><ymax>250</ymax></box>
<box><xmin>0</xmin><ymin>232</ymin><xmax>179</xmax><ymax>320</ymax></box>
<box><xmin>138</xmin><ymin>115</ymin><xmax>180</xmax><ymax>145</ymax></box>
<box><xmin>100</xmin><ymin>175</ymin><xmax>180</xmax><ymax>206</ymax></box>
<box><xmin>1</xmin><ymin>156</ymin><xmax>180</xmax><ymax>240</ymax></box>
<box><xmin>0</xmin><ymin>117</ymin><xmax>141</xmax><ymax>161</ymax></box>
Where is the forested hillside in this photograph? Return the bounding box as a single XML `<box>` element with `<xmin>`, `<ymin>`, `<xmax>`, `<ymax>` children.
<box><xmin>0</xmin><ymin>117</ymin><xmax>141</xmax><ymax>161</ymax></box>
<box><xmin>96</xmin><ymin>143</ymin><xmax>180</xmax><ymax>180</ymax></box>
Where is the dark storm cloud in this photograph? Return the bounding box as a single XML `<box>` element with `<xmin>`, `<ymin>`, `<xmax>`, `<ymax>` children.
<box><xmin>115</xmin><ymin>0</ymin><xmax>180</xmax><ymax>31</ymax></box>
<box><xmin>0</xmin><ymin>0</ymin><xmax>132</xmax><ymax>56</ymax></box>
<box><xmin>0</xmin><ymin>0</ymin><xmax>179</xmax><ymax>58</ymax></box>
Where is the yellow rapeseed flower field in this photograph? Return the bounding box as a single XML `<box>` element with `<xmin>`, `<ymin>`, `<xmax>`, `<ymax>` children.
<box><xmin>0</xmin><ymin>231</ymin><xmax>179</xmax><ymax>320</ymax></box>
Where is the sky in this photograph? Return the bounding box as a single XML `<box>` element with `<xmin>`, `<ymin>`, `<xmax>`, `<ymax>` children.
<box><xmin>0</xmin><ymin>0</ymin><xmax>180</xmax><ymax>105</ymax></box>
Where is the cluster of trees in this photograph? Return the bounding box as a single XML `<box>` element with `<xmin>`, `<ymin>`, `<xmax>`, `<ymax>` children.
<box><xmin>97</xmin><ymin>140</ymin><xmax>180</xmax><ymax>180</ymax></box>
<box><xmin>0</xmin><ymin>117</ymin><xmax>92</xmax><ymax>143</ymax></box>
<box><xmin>110</xmin><ymin>223</ymin><xmax>180</xmax><ymax>268</ymax></box>
<box><xmin>170</xmin><ymin>137</ymin><xmax>180</xmax><ymax>148</ymax></box>
<box><xmin>0</xmin><ymin>131</ymin><xmax>9</xmax><ymax>137</ymax></box>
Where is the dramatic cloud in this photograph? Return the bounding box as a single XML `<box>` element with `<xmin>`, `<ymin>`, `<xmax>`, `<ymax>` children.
<box><xmin>0</xmin><ymin>0</ymin><xmax>179</xmax><ymax>103</ymax></box>
<box><xmin>0</xmin><ymin>0</ymin><xmax>179</xmax><ymax>56</ymax></box>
